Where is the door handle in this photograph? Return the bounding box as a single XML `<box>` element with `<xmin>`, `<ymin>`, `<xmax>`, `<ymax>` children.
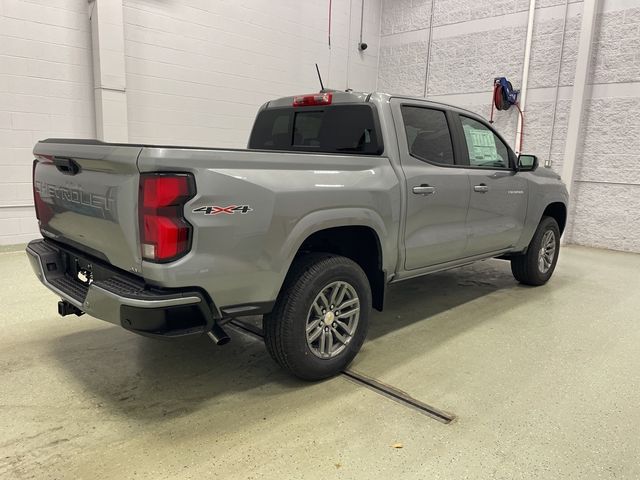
<box><xmin>412</xmin><ymin>185</ymin><xmax>436</xmax><ymax>195</ymax></box>
<box><xmin>473</xmin><ymin>184</ymin><xmax>489</xmax><ymax>193</ymax></box>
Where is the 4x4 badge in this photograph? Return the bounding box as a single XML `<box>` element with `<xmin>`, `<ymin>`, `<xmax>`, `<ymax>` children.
<box><xmin>193</xmin><ymin>205</ymin><xmax>253</xmax><ymax>215</ymax></box>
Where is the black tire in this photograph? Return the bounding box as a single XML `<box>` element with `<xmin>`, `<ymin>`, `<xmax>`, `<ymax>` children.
<box><xmin>264</xmin><ymin>253</ymin><xmax>371</xmax><ymax>381</ymax></box>
<box><xmin>511</xmin><ymin>216</ymin><xmax>561</xmax><ymax>286</ymax></box>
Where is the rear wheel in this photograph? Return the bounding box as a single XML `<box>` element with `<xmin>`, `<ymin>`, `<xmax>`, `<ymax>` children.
<box><xmin>511</xmin><ymin>216</ymin><xmax>560</xmax><ymax>286</ymax></box>
<box><xmin>264</xmin><ymin>253</ymin><xmax>371</xmax><ymax>380</ymax></box>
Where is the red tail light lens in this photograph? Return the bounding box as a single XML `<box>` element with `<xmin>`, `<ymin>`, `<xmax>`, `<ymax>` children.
<box><xmin>139</xmin><ymin>173</ymin><xmax>195</xmax><ymax>262</ymax></box>
<box><xmin>32</xmin><ymin>157</ymin><xmax>53</xmax><ymax>225</ymax></box>
<box><xmin>293</xmin><ymin>92</ymin><xmax>332</xmax><ymax>107</ymax></box>
<box><xmin>32</xmin><ymin>159</ymin><xmax>40</xmax><ymax>221</ymax></box>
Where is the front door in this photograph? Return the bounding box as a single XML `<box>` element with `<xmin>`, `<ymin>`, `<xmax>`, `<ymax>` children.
<box><xmin>456</xmin><ymin>114</ymin><xmax>528</xmax><ymax>255</ymax></box>
<box><xmin>391</xmin><ymin>100</ymin><xmax>470</xmax><ymax>270</ymax></box>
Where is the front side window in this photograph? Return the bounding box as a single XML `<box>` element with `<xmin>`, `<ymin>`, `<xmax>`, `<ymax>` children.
<box><xmin>460</xmin><ymin>116</ymin><xmax>509</xmax><ymax>168</ymax></box>
<box><xmin>401</xmin><ymin>106</ymin><xmax>455</xmax><ymax>166</ymax></box>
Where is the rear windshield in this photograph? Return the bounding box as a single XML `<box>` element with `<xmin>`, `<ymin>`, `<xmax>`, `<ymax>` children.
<box><xmin>248</xmin><ymin>104</ymin><xmax>383</xmax><ymax>155</ymax></box>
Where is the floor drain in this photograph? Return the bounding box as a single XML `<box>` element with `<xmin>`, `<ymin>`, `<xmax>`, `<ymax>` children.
<box><xmin>228</xmin><ymin>319</ymin><xmax>455</xmax><ymax>424</ymax></box>
<box><xmin>341</xmin><ymin>369</ymin><xmax>455</xmax><ymax>424</ymax></box>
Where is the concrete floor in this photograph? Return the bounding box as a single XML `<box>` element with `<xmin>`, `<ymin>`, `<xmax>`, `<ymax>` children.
<box><xmin>1</xmin><ymin>244</ymin><xmax>639</xmax><ymax>479</ymax></box>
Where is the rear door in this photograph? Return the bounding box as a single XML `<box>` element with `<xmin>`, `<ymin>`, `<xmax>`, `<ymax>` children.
<box><xmin>391</xmin><ymin>99</ymin><xmax>470</xmax><ymax>270</ymax></box>
<box><xmin>453</xmin><ymin>114</ymin><xmax>528</xmax><ymax>255</ymax></box>
<box><xmin>32</xmin><ymin>140</ymin><xmax>143</xmax><ymax>273</ymax></box>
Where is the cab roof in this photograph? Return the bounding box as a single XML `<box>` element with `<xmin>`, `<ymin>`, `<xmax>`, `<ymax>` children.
<box><xmin>263</xmin><ymin>90</ymin><xmax>483</xmax><ymax>120</ymax></box>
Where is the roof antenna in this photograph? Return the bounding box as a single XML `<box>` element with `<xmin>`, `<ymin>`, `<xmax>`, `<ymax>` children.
<box><xmin>315</xmin><ymin>63</ymin><xmax>325</xmax><ymax>92</ymax></box>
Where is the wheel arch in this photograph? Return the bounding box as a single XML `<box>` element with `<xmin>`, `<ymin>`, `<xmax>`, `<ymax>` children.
<box><xmin>542</xmin><ymin>201</ymin><xmax>567</xmax><ymax>234</ymax></box>
<box><xmin>514</xmin><ymin>194</ymin><xmax>568</xmax><ymax>253</ymax></box>
<box><xmin>275</xmin><ymin>208</ymin><xmax>394</xmax><ymax>312</ymax></box>
<box><xmin>295</xmin><ymin>225</ymin><xmax>386</xmax><ymax>311</ymax></box>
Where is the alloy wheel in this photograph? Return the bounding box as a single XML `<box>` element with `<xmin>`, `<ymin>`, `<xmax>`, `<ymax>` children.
<box><xmin>305</xmin><ymin>281</ymin><xmax>360</xmax><ymax>359</ymax></box>
<box><xmin>538</xmin><ymin>230</ymin><xmax>556</xmax><ymax>273</ymax></box>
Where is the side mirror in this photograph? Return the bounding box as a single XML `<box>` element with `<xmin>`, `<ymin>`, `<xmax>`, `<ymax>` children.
<box><xmin>517</xmin><ymin>154</ymin><xmax>538</xmax><ymax>172</ymax></box>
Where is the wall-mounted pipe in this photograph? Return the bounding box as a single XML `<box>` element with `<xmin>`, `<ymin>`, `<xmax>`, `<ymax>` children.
<box><xmin>422</xmin><ymin>0</ymin><xmax>436</xmax><ymax>98</ymax></box>
<box><xmin>328</xmin><ymin>0</ymin><xmax>333</xmax><ymax>48</ymax></box>
<box><xmin>359</xmin><ymin>0</ymin><xmax>365</xmax><ymax>47</ymax></box>
<box><xmin>515</xmin><ymin>0</ymin><xmax>537</xmax><ymax>154</ymax></box>
<box><xmin>545</xmin><ymin>0</ymin><xmax>570</xmax><ymax>167</ymax></box>
<box><xmin>0</xmin><ymin>204</ymin><xmax>34</xmax><ymax>209</ymax></box>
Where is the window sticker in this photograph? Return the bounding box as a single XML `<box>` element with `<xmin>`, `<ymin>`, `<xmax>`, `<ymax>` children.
<box><xmin>464</xmin><ymin>125</ymin><xmax>498</xmax><ymax>161</ymax></box>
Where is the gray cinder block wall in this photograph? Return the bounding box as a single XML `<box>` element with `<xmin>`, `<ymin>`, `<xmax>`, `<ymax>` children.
<box><xmin>378</xmin><ymin>0</ymin><xmax>640</xmax><ymax>253</ymax></box>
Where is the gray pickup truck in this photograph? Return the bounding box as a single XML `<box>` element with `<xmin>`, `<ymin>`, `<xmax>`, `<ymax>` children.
<box><xmin>27</xmin><ymin>90</ymin><xmax>568</xmax><ymax>380</ymax></box>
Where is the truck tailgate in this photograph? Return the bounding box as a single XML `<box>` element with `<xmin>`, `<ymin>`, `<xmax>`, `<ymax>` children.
<box><xmin>32</xmin><ymin>140</ymin><xmax>143</xmax><ymax>273</ymax></box>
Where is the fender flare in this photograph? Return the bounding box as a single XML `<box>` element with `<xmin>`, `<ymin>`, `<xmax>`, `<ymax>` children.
<box><xmin>270</xmin><ymin>207</ymin><xmax>391</xmax><ymax>298</ymax></box>
<box><xmin>516</xmin><ymin>192</ymin><xmax>568</xmax><ymax>251</ymax></box>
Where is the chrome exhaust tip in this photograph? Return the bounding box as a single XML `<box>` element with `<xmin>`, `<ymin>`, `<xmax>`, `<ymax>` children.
<box><xmin>207</xmin><ymin>323</ymin><xmax>231</xmax><ymax>345</ymax></box>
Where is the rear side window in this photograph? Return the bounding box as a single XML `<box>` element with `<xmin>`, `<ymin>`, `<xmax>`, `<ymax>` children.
<box><xmin>401</xmin><ymin>106</ymin><xmax>455</xmax><ymax>166</ymax></box>
<box><xmin>249</xmin><ymin>104</ymin><xmax>382</xmax><ymax>155</ymax></box>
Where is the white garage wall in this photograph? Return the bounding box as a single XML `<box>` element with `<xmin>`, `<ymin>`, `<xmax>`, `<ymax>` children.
<box><xmin>122</xmin><ymin>0</ymin><xmax>382</xmax><ymax>147</ymax></box>
<box><xmin>2</xmin><ymin>0</ymin><xmax>635</xmax><ymax>253</ymax></box>
<box><xmin>0</xmin><ymin>0</ymin><xmax>382</xmax><ymax>245</ymax></box>
<box><xmin>377</xmin><ymin>0</ymin><xmax>640</xmax><ymax>253</ymax></box>
<box><xmin>0</xmin><ymin>0</ymin><xmax>95</xmax><ymax>245</ymax></box>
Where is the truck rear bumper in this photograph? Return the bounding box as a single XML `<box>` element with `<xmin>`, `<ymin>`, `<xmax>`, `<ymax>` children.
<box><xmin>26</xmin><ymin>238</ymin><xmax>220</xmax><ymax>338</ymax></box>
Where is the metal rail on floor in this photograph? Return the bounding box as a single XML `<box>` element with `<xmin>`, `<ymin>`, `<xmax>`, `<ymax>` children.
<box><xmin>228</xmin><ymin>319</ymin><xmax>456</xmax><ymax>424</ymax></box>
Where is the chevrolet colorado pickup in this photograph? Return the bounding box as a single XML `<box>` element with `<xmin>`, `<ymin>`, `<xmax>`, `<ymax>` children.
<box><xmin>27</xmin><ymin>90</ymin><xmax>568</xmax><ymax>380</ymax></box>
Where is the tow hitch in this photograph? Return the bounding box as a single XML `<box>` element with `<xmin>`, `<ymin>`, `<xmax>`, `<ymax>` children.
<box><xmin>58</xmin><ymin>300</ymin><xmax>84</xmax><ymax>317</ymax></box>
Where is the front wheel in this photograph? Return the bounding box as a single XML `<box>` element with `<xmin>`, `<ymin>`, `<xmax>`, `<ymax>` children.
<box><xmin>264</xmin><ymin>253</ymin><xmax>371</xmax><ymax>380</ymax></box>
<box><xmin>511</xmin><ymin>216</ymin><xmax>561</xmax><ymax>286</ymax></box>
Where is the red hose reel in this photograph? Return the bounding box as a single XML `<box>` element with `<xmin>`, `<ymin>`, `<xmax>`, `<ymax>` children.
<box><xmin>489</xmin><ymin>77</ymin><xmax>524</xmax><ymax>153</ymax></box>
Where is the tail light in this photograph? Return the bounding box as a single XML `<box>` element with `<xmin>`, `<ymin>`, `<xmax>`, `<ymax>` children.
<box><xmin>293</xmin><ymin>92</ymin><xmax>332</xmax><ymax>107</ymax></box>
<box><xmin>32</xmin><ymin>156</ymin><xmax>53</xmax><ymax>225</ymax></box>
<box><xmin>139</xmin><ymin>173</ymin><xmax>195</xmax><ymax>263</ymax></box>
<box><xmin>32</xmin><ymin>159</ymin><xmax>40</xmax><ymax>221</ymax></box>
